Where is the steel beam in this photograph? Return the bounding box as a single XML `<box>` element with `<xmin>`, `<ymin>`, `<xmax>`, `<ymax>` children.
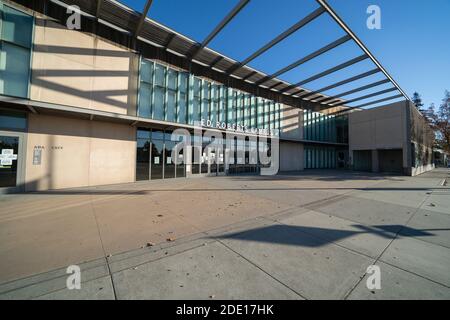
<box><xmin>135</xmin><ymin>0</ymin><xmax>153</xmax><ymax>37</ymax></box>
<box><xmin>350</xmin><ymin>94</ymin><xmax>404</xmax><ymax>109</ymax></box>
<box><xmin>210</xmin><ymin>56</ymin><xmax>224</xmax><ymax>68</ymax></box>
<box><xmin>242</xmin><ymin>71</ymin><xmax>257</xmax><ymax>81</ymax></box>
<box><xmin>300</xmin><ymin>68</ymin><xmax>380</xmax><ymax>99</ymax></box>
<box><xmin>327</xmin><ymin>94</ymin><xmax>404</xmax><ymax>114</ymax></box>
<box><xmin>316</xmin><ymin>0</ymin><xmax>410</xmax><ymax>101</ymax></box>
<box><xmin>280</xmin><ymin>54</ymin><xmax>369</xmax><ymax>94</ymax></box>
<box><xmin>256</xmin><ymin>35</ymin><xmax>351</xmax><ymax>86</ymax></box>
<box><xmin>330</xmin><ymin>87</ymin><xmax>397</xmax><ymax>106</ymax></box>
<box><xmin>226</xmin><ymin>7</ymin><xmax>326</xmax><ymax>75</ymax></box>
<box><xmin>318</xmin><ymin>79</ymin><xmax>390</xmax><ymax>103</ymax></box>
<box><xmin>96</xmin><ymin>0</ymin><xmax>103</xmax><ymax>17</ymax></box>
<box><xmin>190</xmin><ymin>0</ymin><xmax>250</xmax><ymax>59</ymax></box>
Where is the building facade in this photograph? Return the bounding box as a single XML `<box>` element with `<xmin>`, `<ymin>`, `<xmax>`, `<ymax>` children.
<box><xmin>0</xmin><ymin>1</ymin><xmax>435</xmax><ymax>193</ymax></box>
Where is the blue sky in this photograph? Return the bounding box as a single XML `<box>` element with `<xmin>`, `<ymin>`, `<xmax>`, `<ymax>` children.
<box><xmin>120</xmin><ymin>0</ymin><xmax>449</xmax><ymax>109</ymax></box>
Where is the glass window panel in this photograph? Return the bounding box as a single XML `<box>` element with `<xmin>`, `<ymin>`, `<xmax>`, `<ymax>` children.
<box><xmin>201</xmin><ymin>99</ymin><xmax>209</xmax><ymax>121</ymax></box>
<box><xmin>1</xmin><ymin>6</ymin><xmax>33</xmax><ymax>48</ymax></box>
<box><xmin>166</xmin><ymin>90</ymin><xmax>176</xmax><ymax>122</ymax></box>
<box><xmin>154</xmin><ymin>64</ymin><xmax>165</xmax><ymax>86</ymax></box>
<box><xmin>179</xmin><ymin>73</ymin><xmax>188</xmax><ymax>94</ymax></box>
<box><xmin>193</xmin><ymin>78</ymin><xmax>201</xmax><ymax>97</ymax></box>
<box><xmin>178</xmin><ymin>92</ymin><xmax>187</xmax><ymax>123</ymax></box>
<box><xmin>250</xmin><ymin>96</ymin><xmax>256</xmax><ymax>128</ymax></box>
<box><xmin>218</xmin><ymin>87</ymin><xmax>226</xmax><ymax>123</ymax></box>
<box><xmin>140</xmin><ymin>60</ymin><xmax>153</xmax><ymax>83</ymax></box>
<box><xmin>264</xmin><ymin>101</ymin><xmax>270</xmax><ymax>129</ymax></box>
<box><xmin>192</xmin><ymin>97</ymin><xmax>200</xmax><ymax>124</ymax></box>
<box><xmin>168</xmin><ymin>69</ymin><xmax>177</xmax><ymax>90</ymax></box>
<box><xmin>137</xmin><ymin>83</ymin><xmax>151</xmax><ymax>118</ymax></box>
<box><xmin>137</xmin><ymin>129</ymin><xmax>151</xmax><ymax>139</ymax></box>
<box><xmin>153</xmin><ymin>86</ymin><xmax>165</xmax><ymax>120</ymax></box>
<box><xmin>0</xmin><ymin>42</ymin><xmax>30</xmax><ymax>98</ymax></box>
<box><xmin>257</xmin><ymin>98</ymin><xmax>264</xmax><ymax>127</ymax></box>
<box><xmin>236</xmin><ymin>93</ymin><xmax>243</xmax><ymax>125</ymax></box>
<box><xmin>0</xmin><ymin>110</ymin><xmax>27</xmax><ymax>130</ymax></box>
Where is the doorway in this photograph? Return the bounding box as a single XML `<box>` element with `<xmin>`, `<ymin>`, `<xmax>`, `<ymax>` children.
<box><xmin>0</xmin><ymin>131</ymin><xmax>25</xmax><ymax>192</ymax></box>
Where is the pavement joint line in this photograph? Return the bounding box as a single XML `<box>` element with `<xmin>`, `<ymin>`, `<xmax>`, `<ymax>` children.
<box><xmin>109</xmin><ymin>240</ymin><xmax>219</xmax><ymax>276</ymax></box>
<box><xmin>343</xmin><ymin>188</ymin><xmax>434</xmax><ymax>300</ymax></box>
<box><xmin>214</xmin><ymin>239</ymin><xmax>308</xmax><ymax>300</ymax></box>
<box><xmin>376</xmin><ymin>258</ymin><xmax>450</xmax><ymax>289</ymax></box>
<box><xmin>0</xmin><ymin>206</ymin><xmax>296</xmax><ymax>296</ymax></box>
<box><xmin>103</xmin><ymin>206</ymin><xmax>295</xmax><ymax>266</ymax></box>
<box><xmin>89</xmin><ymin>193</ymin><xmax>118</xmax><ymax>300</ymax></box>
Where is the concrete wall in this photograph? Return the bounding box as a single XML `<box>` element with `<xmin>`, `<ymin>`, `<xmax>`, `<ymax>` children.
<box><xmin>348</xmin><ymin>101</ymin><xmax>435</xmax><ymax>176</ymax></box>
<box><xmin>349</xmin><ymin>101</ymin><xmax>409</xmax><ymax>173</ymax></box>
<box><xmin>349</xmin><ymin>101</ymin><xmax>408</xmax><ymax>152</ymax></box>
<box><xmin>25</xmin><ymin>114</ymin><xmax>136</xmax><ymax>191</ymax></box>
<box><xmin>30</xmin><ymin>16</ymin><xmax>138</xmax><ymax>115</ymax></box>
<box><xmin>409</xmin><ymin>102</ymin><xmax>436</xmax><ymax>176</ymax></box>
<box><xmin>279</xmin><ymin>141</ymin><xmax>304</xmax><ymax>172</ymax></box>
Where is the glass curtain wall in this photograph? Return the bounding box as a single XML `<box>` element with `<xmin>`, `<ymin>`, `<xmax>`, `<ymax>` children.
<box><xmin>303</xmin><ymin>110</ymin><xmax>348</xmax><ymax>144</ymax></box>
<box><xmin>138</xmin><ymin>59</ymin><xmax>281</xmax><ymax>134</ymax></box>
<box><xmin>0</xmin><ymin>4</ymin><xmax>33</xmax><ymax>98</ymax></box>
<box><xmin>304</xmin><ymin>146</ymin><xmax>337</xmax><ymax>169</ymax></box>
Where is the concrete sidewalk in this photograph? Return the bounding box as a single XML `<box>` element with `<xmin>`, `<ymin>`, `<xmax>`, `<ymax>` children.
<box><xmin>0</xmin><ymin>169</ymin><xmax>449</xmax><ymax>299</ymax></box>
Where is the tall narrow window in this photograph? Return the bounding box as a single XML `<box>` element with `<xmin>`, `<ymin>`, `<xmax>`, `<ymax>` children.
<box><xmin>177</xmin><ymin>72</ymin><xmax>188</xmax><ymax>124</ymax></box>
<box><xmin>191</xmin><ymin>78</ymin><xmax>201</xmax><ymax>125</ymax></box>
<box><xmin>152</xmin><ymin>64</ymin><xmax>166</xmax><ymax>120</ymax></box>
<box><xmin>211</xmin><ymin>84</ymin><xmax>219</xmax><ymax>124</ymax></box>
<box><xmin>0</xmin><ymin>5</ymin><xmax>33</xmax><ymax>98</ymax></box>
<box><xmin>138</xmin><ymin>60</ymin><xmax>153</xmax><ymax>118</ymax></box>
<box><xmin>166</xmin><ymin>69</ymin><xmax>177</xmax><ymax>123</ymax></box>
<box><xmin>201</xmin><ymin>80</ymin><xmax>209</xmax><ymax>121</ymax></box>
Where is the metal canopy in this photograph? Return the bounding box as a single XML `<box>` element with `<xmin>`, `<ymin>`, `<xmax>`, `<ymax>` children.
<box><xmin>135</xmin><ymin>0</ymin><xmax>153</xmax><ymax>37</ymax></box>
<box><xmin>30</xmin><ymin>0</ymin><xmax>410</xmax><ymax>112</ymax></box>
<box><xmin>225</xmin><ymin>6</ymin><xmax>326</xmax><ymax>75</ymax></box>
<box><xmin>279</xmin><ymin>54</ymin><xmax>369</xmax><ymax>93</ymax></box>
<box><xmin>318</xmin><ymin>79</ymin><xmax>390</xmax><ymax>104</ymax></box>
<box><xmin>255</xmin><ymin>35</ymin><xmax>352</xmax><ymax>86</ymax></box>
<box><xmin>188</xmin><ymin>0</ymin><xmax>250</xmax><ymax>59</ymax></box>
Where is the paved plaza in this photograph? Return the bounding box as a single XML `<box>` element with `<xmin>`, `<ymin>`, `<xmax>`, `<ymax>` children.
<box><xmin>0</xmin><ymin>169</ymin><xmax>449</xmax><ymax>299</ymax></box>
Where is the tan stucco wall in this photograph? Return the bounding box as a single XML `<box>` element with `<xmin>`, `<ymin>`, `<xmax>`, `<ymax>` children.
<box><xmin>280</xmin><ymin>104</ymin><xmax>302</xmax><ymax>140</ymax></box>
<box><xmin>279</xmin><ymin>141</ymin><xmax>304</xmax><ymax>172</ymax></box>
<box><xmin>30</xmin><ymin>17</ymin><xmax>138</xmax><ymax>115</ymax></box>
<box><xmin>25</xmin><ymin>114</ymin><xmax>136</xmax><ymax>191</ymax></box>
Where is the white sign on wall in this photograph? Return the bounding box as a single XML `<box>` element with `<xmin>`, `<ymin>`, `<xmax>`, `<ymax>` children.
<box><xmin>0</xmin><ymin>149</ymin><xmax>18</xmax><ymax>166</ymax></box>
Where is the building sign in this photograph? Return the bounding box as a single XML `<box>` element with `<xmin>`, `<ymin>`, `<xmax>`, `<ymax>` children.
<box><xmin>0</xmin><ymin>149</ymin><xmax>18</xmax><ymax>166</ymax></box>
<box><xmin>199</xmin><ymin>119</ymin><xmax>277</xmax><ymax>137</ymax></box>
<box><xmin>33</xmin><ymin>147</ymin><xmax>43</xmax><ymax>165</ymax></box>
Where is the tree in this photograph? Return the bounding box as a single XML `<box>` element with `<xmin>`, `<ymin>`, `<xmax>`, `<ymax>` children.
<box><xmin>426</xmin><ymin>91</ymin><xmax>450</xmax><ymax>153</ymax></box>
<box><xmin>412</xmin><ymin>91</ymin><xmax>424</xmax><ymax>111</ymax></box>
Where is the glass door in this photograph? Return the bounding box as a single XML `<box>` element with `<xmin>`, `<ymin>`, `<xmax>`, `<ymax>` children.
<box><xmin>151</xmin><ymin>139</ymin><xmax>164</xmax><ymax>180</ymax></box>
<box><xmin>0</xmin><ymin>135</ymin><xmax>19</xmax><ymax>188</ymax></box>
<box><xmin>164</xmin><ymin>140</ymin><xmax>176</xmax><ymax>179</ymax></box>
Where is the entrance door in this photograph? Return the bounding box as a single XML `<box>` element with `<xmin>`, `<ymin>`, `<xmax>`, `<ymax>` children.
<box><xmin>164</xmin><ymin>140</ymin><xmax>176</xmax><ymax>179</ymax></box>
<box><xmin>151</xmin><ymin>139</ymin><xmax>164</xmax><ymax>180</ymax></box>
<box><xmin>0</xmin><ymin>135</ymin><xmax>20</xmax><ymax>188</ymax></box>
